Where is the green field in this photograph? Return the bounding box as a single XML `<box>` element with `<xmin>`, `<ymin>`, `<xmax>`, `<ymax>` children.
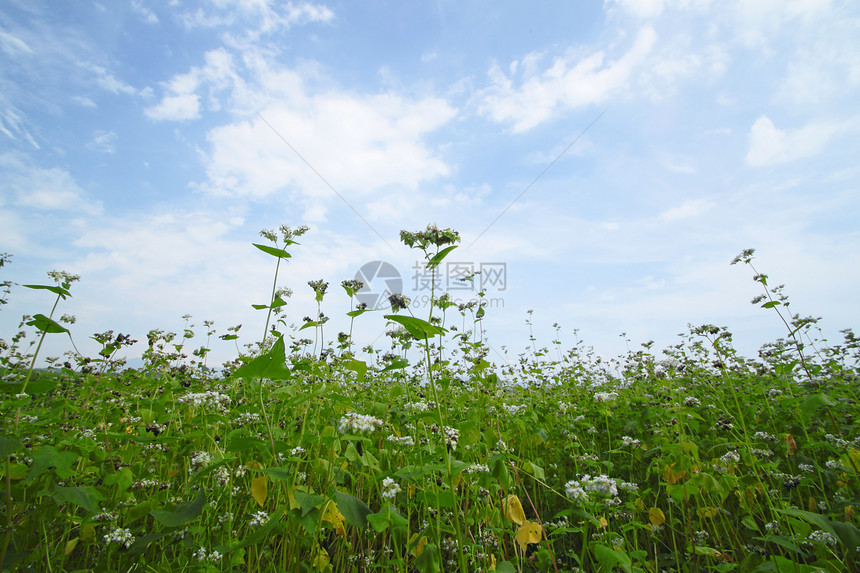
<box><xmin>1</xmin><ymin>229</ymin><xmax>858</xmax><ymax>572</ymax></box>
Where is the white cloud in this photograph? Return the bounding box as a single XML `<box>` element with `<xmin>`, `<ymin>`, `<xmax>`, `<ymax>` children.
<box><xmin>1</xmin><ymin>153</ymin><xmax>102</xmax><ymax>215</ymax></box>
<box><xmin>178</xmin><ymin>0</ymin><xmax>334</xmax><ymax>37</ymax></box>
<box><xmin>131</xmin><ymin>0</ymin><xmax>159</xmax><ymax>23</ymax></box>
<box><xmin>145</xmin><ymin>93</ymin><xmax>201</xmax><ymax>121</ymax></box>
<box><xmin>606</xmin><ymin>0</ymin><xmax>666</xmax><ymax>19</ymax></box>
<box><xmin>0</xmin><ymin>30</ymin><xmax>34</xmax><ymax>56</ymax></box>
<box><xmin>746</xmin><ymin>115</ymin><xmax>839</xmax><ymax>167</ymax></box>
<box><xmin>477</xmin><ymin>27</ymin><xmax>658</xmax><ymax>131</ymax></box>
<box><xmin>198</xmin><ymin>90</ymin><xmax>455</xmax><ymax>200</ymax></box>
<box><xmin>86</xmin><ymin>130</ymin><xmax>118</xmax><ymax>154</ymax></box>
<box><xmin>81</xmin><ymin>63</ymin><xmax>140</xmax><ymax>96</ymax></box>
<box><xmin>145</xmin><ymin>48</ymin><xmax>241</xmax><ymax>121</ymax></box>
<box><xmin>659</xmin><ymin>198</ymin><xmax>714</xmax><ymax>220</ymax></box>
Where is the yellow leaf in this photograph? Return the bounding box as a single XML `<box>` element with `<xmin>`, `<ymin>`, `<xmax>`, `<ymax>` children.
<box><xmin>251</xmin><ymin>475</ymin><xmax>267</xmax><ymax>507</ymax></box>
<box><xmin>663</xmin><ymin>463</ymin><xmax>685</xmax><ymax>485</ymax></box>
<box><xmin>409</xmin><ymin>533</ymin><xmax>429</xmax><ymax>558</ymax></box>
<box><xmin>649</xmin><ymin>507</ymin><xmax>666</xmax><ymax>527</ymax></box>
<box><xmin>785</xmin><ymin>434</ymin><xmax>797</xmax><ymax>455</ymax></box>
<box><xmin>489</xmin><ymin>554</ymin><xmax>497</xmax><ymax>571</ymax></box>
<box><xmin>81</xmin><ymin>524</ymin><xmax>95</xmax><ymax>543</ymax></box>
<box><xmin>246</xmin><ymin>460</ymin><xmax>262</xmax><ymax>470</ymax></box>
<box><xmin>504</xmin><ymin>495</ymin><xmax>526</xmax><ymax>525</ymax></box>
<box><xmin>634</xmin><ymin>498</ymin><xmax>645</xmax><ymax>512</ymax></box>
<box><xmin>845</xmin><ymin>505</ymin><xmax>854</xmax><ymax>521</ymax></box>
<box><xmin>321</xmin><ymin>500</ymin><xmax>346</xmax><ymax>537</ymax></box>
<box><xmin>515</xmin><ymin>521</ymin><xmax>543</xmax><ymax>553</ymax></box>
<box><xmin>598</xmin><ymin>516</ymin><xmax>608</xmax><ymax>528</ymax></box>
<box><xmin>697</xmin><ymin>507</ymin><xmax>718</xmax><ymax>519</ymax></box>
<box><xmin>64</xmin><ymin>537</ymin><xmax>79</xmax><ymax>555</ymax></box>
<box><xmin>312</xmin><ymin>548</ymin><xmax>330</xmax><ymax>573</ymax></box>
<box><xmin>808</xmin><ymin>497</ymin><xmax>817</xmax><ymax>513</ymax></box>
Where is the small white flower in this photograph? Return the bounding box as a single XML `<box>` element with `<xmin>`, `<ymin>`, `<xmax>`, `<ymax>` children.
<box><xmin>594</xmin><ymin>391</ymin><xmax>618</xmax><ymax>403</ymax></box>
<box><xmin>338</xmin><ymin>412</ymin><xmax>383</xmax><ymax>433</ymax></box>
<box><xmin>249</xmin><ymin>511</ymin><xmax>269</xmax><ymax>527</ymax></box>
<box><xmin>104</xmin><ymin>527</ymin><xmax>135</xmax><ymax>549</ymax></box>
<box><xmin>381</xmin><ymin>477</ymin><xmax>401</xmax><ymax>499</ymax></box>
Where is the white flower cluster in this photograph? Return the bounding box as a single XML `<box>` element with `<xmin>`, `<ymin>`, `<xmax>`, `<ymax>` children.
<box><xmin>177</xmin><ymin>391</ymin><xmax>231</xmax><ymax>413</ymax></box>
<box><xmin>233</xmin><ymin>412</ymin><xmax>261</xmax><ymax>425</ymax></box>
<box><xmin>798</xmin><ymin>463</ymin><xmax>815</xmax><ymax>473</ymax></box>
<box><xmin>464</xmin><ymin>463</ymin><xmax>490</xmax><ymax>474</ymax></box>
<box><xmin>381</xmin><ymin>477</ymin><xmax>401</xmax><ymax>499</ymax></box>
<box><xmin>594</xmin><ymin>391</ymin><xmax>618</xmax><ymax>403</ymax></box>
<box><xmin>580</xmin><ymin>474</ymin><xmax>618</xmax><ymax>496</ymax></box>
<box><xmin>826</xmin><ymin>459</ymin><xmax>845</xmax><ymax>471</ymax></box>
<box><xmin>620</xmin><ymin>436</ymin><xmax>640</xmax><ymax>448</ymax></box>
<box><xmin>104</xmin><ymin>527</ymin><xmax>135</xmax><ymax>549</ymax></box>
<box><xmin>565</xmin><ymin>481</ymin><xmax>587</xmax><ymax>503</ymax></box>
<box><xmin>825</xmin><ymin>434</ymin><xmax>850</xmax><ymax>449</ymax></box>
<box><xmin>566</xmin><ymin>474</ymin><xmax>619</xmax><ymax>502</ymax></box>
<box><xmin>714</xmin><ymin>450</ymin><xmax>740</xmax><ymax>473</ymax></box>
<box><xmin>338</xmin><ymin>413</ymin><xmax>384</xmax><ymax>433</ymax></box>
<box><xmin>386</xmin><ymin>435</ymin><xmax>415</xmax><ymax>447</ymax></box>
<box><xmin>191</xmin><ymin>451</ymin><xmax>212</xmax><ymax>468</ymax></box>
<box><xmin>249</xmin><ymin>511</ymin><xmax>269</xmax><ymax>527</ymax></box>
<box><xmin>807</xmin><ymin>530</ymin><xmax>837</xmax><ymax>546</ymax></box>
<box><xmin>443</xmin><ymin>426</ymin><xmax>459</xmax><ymax>450</ymax></box>
<box><xmin>290</xmin><ymin>446</ymin><xmax>306</xmax><ymax>456</ymax></box>
<box><xmin>502</xmin><ymin>404</ymin><xmax>526</xmax><ymax>415</ymax></box>
<box><xmin>194</xmin><ymin>547</ymin><xmax>223</xmax><ymax>562</ymax></box>
<box><xmin>408</xmin><ymin>401</ymin><xmax>436</xmax><ymax>412</ymax></box>
<box><xmin>683</xmin><ymin>397</ymin><xmax>701</xmax><ymax>407</ymax></box>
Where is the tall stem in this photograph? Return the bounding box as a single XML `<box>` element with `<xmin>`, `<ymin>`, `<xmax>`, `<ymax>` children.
<box><xmin>262</xmin><ymin>256</ymin><xmax>282</xmax><ymax>348</ymax></box>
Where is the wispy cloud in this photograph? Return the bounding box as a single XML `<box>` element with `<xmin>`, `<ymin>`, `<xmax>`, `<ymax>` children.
<box><xmin>476</xmin><ymin>27</ymin><xmax>657</xmax><ymax>131</ymax></box>
<box><xmin>746</xmin><ymin>115</ymin><xmax>840</xmax><ymax>167</ymax></box>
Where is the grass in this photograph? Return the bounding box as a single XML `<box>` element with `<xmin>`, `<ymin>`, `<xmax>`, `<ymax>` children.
<box><xmin>0</xmin><ymin>229</ymin><xmax>858</xmax><ymax>573</ymax></box>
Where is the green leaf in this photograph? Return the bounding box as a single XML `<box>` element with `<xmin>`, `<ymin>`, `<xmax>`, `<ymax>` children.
<box><xmin>367</xmin><ymin>505</ymin><xmax>408</xmax><ymax>533</ymax></box>
<box><xmin>761</xmin><ymin>301</ymin><xmax>781</xmax><ymax>308</ymax></box>
<box><xmin>335</xmin><ymin>491</ymin><xmax>372</xmax><ymax>529</ymax></box>
<box><xmin>413</xmin><ymin>543</ymin><xmax>441</xmax><ymax>573</ymax></box>
<box><xmin>26</xmin><ymin>446</ymin><xmax>78</xmax><ymax>483</ymax></box>
<box><xmin>426</xmin><ymin>245</ymin><xmax>458</xmax><ymax>271</ymax></box>
<box><xmin>52</xmin><ymin>485</ymin><xmax>103</xmax><ymax>514</ymax></box>
<box><xmin>775</xmin><ymin>508</ymin><xmax>841</xmax><ymax>542</ymax></box>
<box><xmin>226</xmin><ymin>434</ymin><xmax>267</xmax><ymax>453</ymax></box>
<box><xmin>294</xmin><ymin>490</ymin><xmax>325</xmax><ymax>517</ymax></box>
<box><xmin>344</xmin><ymin>359</ymin><xmax>366</xmax><ymax>381</ymax></box>
<box><xmin>150</xmin><ymin>492</ymin><xmax>206</xmax><ymax>527</ymax></box>
<box><xmin>381</xmin><ymin>359</ymin><xmax>409</xmax><ymax>372</ymax></box>
<box><xmin>496</xmin><ymin>562</ymin><xmax>517</xmax><ymax>573</ymax></box>
<box><xmin>26</xmin><ymin>314</ymin><xmax>69</xmax><ymax>334</ymax></box>
<box><xmin>23</xmin><ymin>284</ymin><xmax>71</xmax><ymax>299</ymax></box>
<box><xmin>231</xmin><ymin>335</ymin><xmax>292</xmax><ymax>380</ymax></box>
<box><xmin>384</xmin><ymin>315</ymin><xmax>447</xmax><ymax>340</ymax></box>
<box><xmin>252</xmin><ymin>243</ymin><xmax>291</xmax><ymax>259</ymax></box>
<box><xmin>346</xmin><ymin>309</ymin><xmax>369</xmax><ymax>318</ymax></box>
<box><xmin>0</xmin><ymin>435</ymin><xmax>22</xmax><ymax>458</ymax></box>
<box><xmin>593</xmin><ymin>543</ymin><xmax>631</xmax><ymax>570</ymax></box>
<box><xmin>798</xmin><ymin>393</ymin><xmax>836</xmax><ymax>417</ymax></box>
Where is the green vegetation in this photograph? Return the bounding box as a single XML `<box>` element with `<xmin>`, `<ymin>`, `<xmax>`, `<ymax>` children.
<box><xmin>0</xmin><ymin>230</ymin><xmax>858</xmax><ymax>573</ymax></box>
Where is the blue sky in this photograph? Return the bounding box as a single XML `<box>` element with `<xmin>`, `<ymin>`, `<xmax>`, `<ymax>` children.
<box><xmin>2</xmin><ymin>0</ymin><xmax>859</xmax><ymax>369</ymax></box>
